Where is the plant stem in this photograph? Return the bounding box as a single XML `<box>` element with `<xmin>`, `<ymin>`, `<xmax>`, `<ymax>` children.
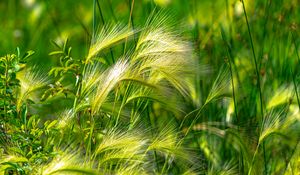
<box><xmin>146</xmin><ymin>103</ymin><xmax>160</xmax><ymax>173</ymax></box>
<box><xmin>248</xmin><ymin>143</ymin><xmax>260</xmax><ymax>175</ymax></box>
<box><xmin>283</xmin><ymin>31</ymin><xmax>300</xmax><ymax>174</ymax></box>
<box><xmin>220</xmin><ymin>27</ymin><xmax>239</xmax><ymax>123</ymax></box>
<box><xmin>160</xmin><ymin>154</ymin><xmax>169</xmax><ymax>174</ymax></box>
<box><xmin>85</xmin><ymin>114</ymin><xmax>95</xmax><ymax>163</ymax></box>
<box><xmin>123</xmin><ymin>0</ymin><xmax>135</xmax><ymax>54</ymax></box>
<box><xmin>258</xmin><ymin>0</ymin><xmax>272</xmax><ymax>70</ymax></box>
<box><xmin>93</xmin><ymin>0</ymin><xmax>97</xmax><ymax>39</ymax></box>
<box><xmin>241</xmin><ymin>0</ymin><xmax>264</xmax><ymax>117</ymax></box>
<box><xmin>95</xmin><ymin>0</ymin><xmax>115</xmax><ymax>63</ymax></box>
<box><xmin>128</xmin><ymin>0</ymin><xmax>136</xmax><ymax>42</ymax></box>
<box><xmin>3</xmin><ymin>56</ymin><xmax>9</xmax><ymax>131</ymax></box>
<box><xmin>95</xmin><ymin>0</ymin><xmax>105</xmax><ymax>26</ymax></box>
<box><xmin>181</xmin><ymin>105</ymin><xmax>205</xmax><ymax>137</ymax></box>
<box><xmin>290</xmin><ymin>32</ymin><xmax>300</xmax><ymax>110</ymax></box>
<box><xmin>241</xmin><ymin>1</ymin><xmax>267</xmax><ymax>174</ymax></box>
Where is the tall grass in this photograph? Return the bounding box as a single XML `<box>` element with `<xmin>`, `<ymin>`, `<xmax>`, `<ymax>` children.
<box><xmin>0</xmin><ymin>0</ymin><xmax>300</xmax><ymax>174</ymax></box>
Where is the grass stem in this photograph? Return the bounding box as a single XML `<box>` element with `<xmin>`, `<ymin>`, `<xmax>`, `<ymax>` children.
<box><xmin>241</xmin><ymin>1</ymin><xmax>267</xmax><ymax>174</ymax></box>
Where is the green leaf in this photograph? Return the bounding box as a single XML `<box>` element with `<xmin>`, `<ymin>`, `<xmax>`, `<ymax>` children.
<box><xmin>68</xmin><ymin>47</ymin><xmax>72</xmax><ymax>55</ymax></box>
<box><xmin>48</xmin><ymin>167</ymin><xmax>97</xmax><ymax>175</ymax></box>
<box><xmin>46</xmin><ymin>120</ymin><xmax>58</xmax><ymax>130</ymax></box>
<box><xmin>21</xmin><ymin>106</ymin><xmax>27</xmax><ymax>128</ymax></box>
<box><xmin>63</xmin><ymin>38</ymin><xmax>69</xmax><ymax>53</ymax></box>
<box><xmin>51</xmin><ymin>40</ymin><xmax>62</xmax><ymax>49</ymax></box>
<box><xmin>22</xmin><ymin>50</ymin><xmax>35</xmax><ymax>61</ymax></box>
<box><xmin>49</xmin><ymin>51</ymin><xmax>65</xmax><ymax>56</ymax></box>
<box><xmin>16</xmin><ymin>47</ymin><xmax>20</xmax><ymax>58</ymax></box>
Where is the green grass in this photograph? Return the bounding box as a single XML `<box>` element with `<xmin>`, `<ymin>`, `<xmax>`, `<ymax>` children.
<box><xmin>0</xmin><ymin>0</ymin><xmax>300</xmax><ymax>174</ymax></box>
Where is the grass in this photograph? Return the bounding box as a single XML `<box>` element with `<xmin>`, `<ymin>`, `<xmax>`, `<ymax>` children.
<box><xmin>0</xmin><ymin>0</ymin><xmax>300</xmax><ymax>174</ymax></box>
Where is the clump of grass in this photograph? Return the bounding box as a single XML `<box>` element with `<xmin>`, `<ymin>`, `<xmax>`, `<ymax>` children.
<box><xmin>1</xmin><ymin>1</ymin><xmax>300</xmax><ymax>174</ymax></box>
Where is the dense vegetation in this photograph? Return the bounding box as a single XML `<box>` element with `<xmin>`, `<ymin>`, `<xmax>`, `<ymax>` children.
<box><xmin>0</xmin><ymin>0</ymin><xmax>300</xmax><ymax>174</ymax></box>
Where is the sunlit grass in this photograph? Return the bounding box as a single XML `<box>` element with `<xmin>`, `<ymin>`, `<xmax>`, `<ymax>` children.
<box><xmin>0</xmin><ymin>0</ymin><xmax>300</xmax><ymax>174</ymax></box>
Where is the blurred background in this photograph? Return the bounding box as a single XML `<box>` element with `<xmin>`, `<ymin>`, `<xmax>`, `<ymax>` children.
<box><xmin>1</xmin><ymin>0</ymin><xmax>299</xmax><ymax>64</ymax></box>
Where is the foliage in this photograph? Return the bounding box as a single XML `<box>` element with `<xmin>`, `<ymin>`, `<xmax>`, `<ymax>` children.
<box><xmin>1</xmin><ymin>0</ymin><xmax>300</xmax><ymax>174</ymax></box>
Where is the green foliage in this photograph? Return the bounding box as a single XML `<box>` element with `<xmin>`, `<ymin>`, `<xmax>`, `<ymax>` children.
<box><xmin>1</xmin><ymin>0</ymin><xmax>300</xmax><ymax>175</ymax></box>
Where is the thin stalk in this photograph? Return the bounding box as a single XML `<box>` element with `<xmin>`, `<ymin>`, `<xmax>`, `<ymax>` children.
<box><xmin>95</xmin><ymin>0</ymin><xmax>105</xmax><ymax>26</ymax></box>
<box><xmin>291</xmin><ymin>40</ymin><xmax>299</xmax><ymax>111</ymax></box>
<box><xmin>291</xmin><ymin>32</ymin><xmax>300</xmax><ymax>63</ymax></box>
<box><xmin>241</xmin><ymin>1</ymin><xmax>267</xmax><ymax>174</ymax></box>
<box><xmin>220</xmin><ymin>27</ymin><xmax>239</xmax><ymax>123</ymax></box>
<box><xmin>115</xmin><ymin>83</ymin><xmax>133</xmax><ymax>126</ymax></box>
<box><xmin>111</xmin><ymin>84</ymin><xmax>120</xmax><ymax>126</ymax></box>
<box><xmin>221</xmin><ymin>26</ymin><xmax>243</xmax><ymax>173</ymax></box>
<box><xmin>241</xmin><ymin>0</ymin><xmax>264</xmax><ymax>117</ymax></box>
<box><xmin>72</xmin><ymin>80</ymin><xmax>82</xmax><ymax>112</ymax></box>
<box><xmin>248</xmin><ymin>143</ymin><xmax>260</xmax><ymax>175</ymax></box>
<box><xmin>225</xmin><ymin>0</ymin><xmax>243</xmax><ymax>94</ymax></box>
<box><xmin>128</xmin><ymin>0</ymin><xmax>135</xmax><ymax>33</ymax></box>
<box><xmin>160</xmin><ymin>154</ymin><xmax>169</xmax><ymax>174</ymax></box>
<box><xmin>72</xmin><ymin>0</ymin><xmax>101</xmax><ymax>140</ymax></box>
<box><xmin>73</xmin><ymin>59</ymin><xmax>88</xmax><ymax>124</ymax></box>
<box><xmin>123</xmin><ymin>0</ymin><xmax>135</xmax><ymax>54</ymax></box>
<box><xmin>2</xmin><ymin>56</ymin><xmax>9</xmax><ymax>133</ymax></box>
<box><xmin>93</xmin><ymin>0</ymin><xmax>97</xmax><ymax>38</ymax></box>
<box><xmin>95</xmin><ymin>0</ymin><xmax>115</xmax><ymax>63</ymax></box>
<box><xmin>108</xmin><ymin>0</ymin><xmax>117</xmax><ymax>23</ymax></box>
<box><xmin>4</xmin><ymin>56</ymin><xmax>8</xmax><ymax>121</ymax></box>
<box><xmin>191</xmin><ymin>0</ymin><xmax>202</xmax><ymax>108</ymax></box>
<box><xmin>225</xmin><ymin>0</ymin><xmax>232</xmax><ymax>44</ymax></box>
<box><xmin>129</xmin><ymin>100</ymin><xmax>137</xmax><ymax>128</ymax></box>
<box><xmin>258</xmin><ymin>0</ymin><xmax>272</xmax><ymax>70</ymax></box>
<box><xmin>283</xmin><ymin>31</ymin><xmax>300</xmax><ymax>173</ymax></box>
<box><xmin>181</xmin><ymin>105</ymin><xmax>206</xmax><ymax>137</ymax></box>
<box><xmin>85</xmin><ymin>114</ymin><xmax>95</xmax><ymax>164</ymax></box>
<box><xmin>228</xmin><ymin>61</ymin><xmax>237</xmax><ymax>118</ymax></box>
<box><xmin>146</xmin><ymin>103</ymin><xmax>159</xmax><ymax>173</ymax></box>
<box><xmin>73</xmin><ymin>0</ymin><xmax>98</xmax><ymax>112</ymax></box>
<box><xmin>284</xmin><ymin>140</ymin><xmax>299</xmax><ymax>174</ymax></box>
<box><xmin>249</xmin><ymin>108</ymin><xmax>276</xmax><ymax>175</ymax></box>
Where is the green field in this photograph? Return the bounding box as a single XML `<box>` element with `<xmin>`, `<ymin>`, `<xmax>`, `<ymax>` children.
<box><xmin>0</xmin><ymin>0</ymin><xmax>300</xmax><ymax>174</ymax></box>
